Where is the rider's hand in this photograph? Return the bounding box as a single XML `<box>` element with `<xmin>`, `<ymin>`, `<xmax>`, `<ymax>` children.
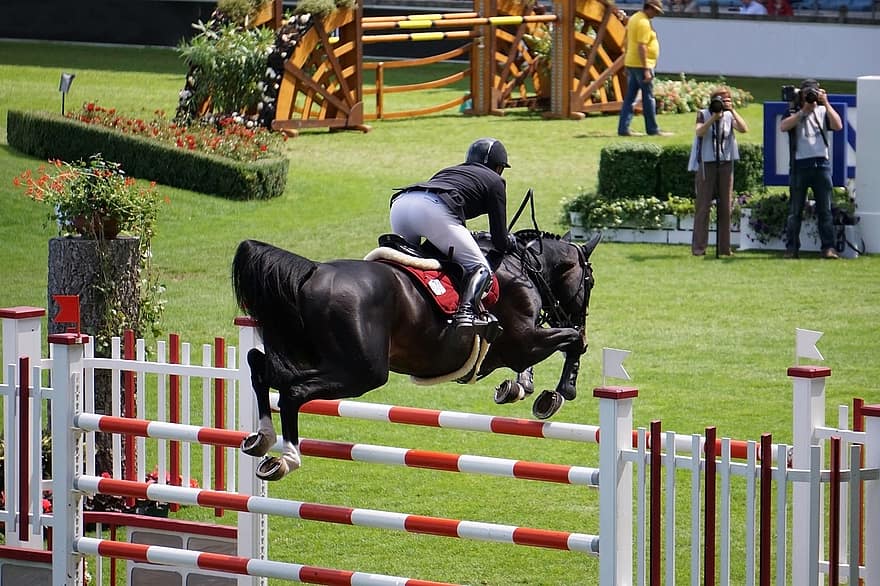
<box><xmin>506</xmin><ymin>234</ymin><xmax>517</xmax><ymax>252</ymax></box>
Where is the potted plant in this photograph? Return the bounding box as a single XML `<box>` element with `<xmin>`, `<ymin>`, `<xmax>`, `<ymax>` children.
<box><xmin>15</xmin><ymin>154</ymin><xmax>166</xmax><ymax>478</ymax></box>
<box><xmin>15</xmin><ymin>154</ymin><xmax>162</xmax><ymax>241</ymax></box>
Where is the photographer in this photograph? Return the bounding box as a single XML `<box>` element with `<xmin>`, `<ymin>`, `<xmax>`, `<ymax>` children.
<box><xmin>687</xmin><ymin>86</ymin><xmax>748</xmax><ymax>256</ymax></box>
<box><xmin>779</xmin><ymin>78</ymin><xmax>843</xmax><ymax>259</ymax></box>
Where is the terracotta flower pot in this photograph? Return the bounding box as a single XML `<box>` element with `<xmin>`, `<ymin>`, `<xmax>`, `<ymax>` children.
<box><xmin>72</xmin><ymin>214</ymin><xmax>121</xmax><ymax>239</ymax></box>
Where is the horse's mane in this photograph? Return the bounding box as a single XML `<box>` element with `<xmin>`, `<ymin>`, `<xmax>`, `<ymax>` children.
<box><xmin>513</xmin><ymin>229</ymin><xmax>563</xmax><ymax>242</ymax></box>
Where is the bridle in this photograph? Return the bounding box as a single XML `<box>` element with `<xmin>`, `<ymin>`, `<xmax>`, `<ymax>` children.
<box><xmin>506</xmin><ymin>189</ymin><xmax>592</xmax><ymax>329</ymax></box>
<box><xmin>511</xmin><ymin>231</ymin><xmax>592</xmax><ymax>329</ymax></box>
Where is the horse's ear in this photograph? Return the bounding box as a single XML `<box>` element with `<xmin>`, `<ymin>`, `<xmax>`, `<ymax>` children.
<box><xmin>581</xmin><ymin>231</ymin><xmax>602</xmax><ymax>258</ymax></box>
<box><xmin>561</xmin><ymin>230</ymin><xmax>572</xmax><ymax>242</ymax></box>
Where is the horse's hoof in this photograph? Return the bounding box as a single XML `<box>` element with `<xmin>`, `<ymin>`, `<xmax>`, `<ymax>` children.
<box><xmin>494</xmin><ymin>380</ymin><xmax>525</xmax><ymax>404</ymax></box>
<box><xmin>256</xmin><ymin>456</ymin><xmax>287</xmax><ymax>481</ymax></box>
<box><xmin>241</xmin><ymin>432</ymin><xmax>272</xmax><ymax>457</ymax></box>
<box><xmin>558</xmin><ymin>385</ymin><xmax>577</xmax><ymax>401</ymax></box>
<box><xmin>532</xmin><ymin>390</ymin><xmax>565</xmax><ymax>420</ymax></box>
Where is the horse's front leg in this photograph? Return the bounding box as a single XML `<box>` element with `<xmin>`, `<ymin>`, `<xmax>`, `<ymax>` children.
<box><xmin>254</xmin><ymin>392</ymin><xmax>303</xmax><ymax>481</ymax></box>
<box><xmin>530</xmin><ymin>327</ymin><xmax>587</xmax><ymax>420</ymax></box>
<box><xmin>555</xmin><ymin>328</ymin><xmax>587</xmax><ymax>400</ymax></box>
<box><xmin>241</xmin><ymin>348</ymin><xmax>277</xmax><ymax>457</ymax></box>
<box><xmin>494</xmin><ymin>367</ymin><xmax>534</xmax><ymax>404</ymax></box>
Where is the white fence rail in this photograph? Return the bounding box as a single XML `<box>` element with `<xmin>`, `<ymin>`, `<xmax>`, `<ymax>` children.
<box><xmin>1</xmin><ymin>306</ymin><xmax>878</xmax><ymax>585</ymax></box>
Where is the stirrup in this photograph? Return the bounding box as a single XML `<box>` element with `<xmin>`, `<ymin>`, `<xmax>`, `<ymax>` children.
<box><xmin>452</xmin><ymin>306</ymin><xmax>477</xmax><ymax>328</ymax></box>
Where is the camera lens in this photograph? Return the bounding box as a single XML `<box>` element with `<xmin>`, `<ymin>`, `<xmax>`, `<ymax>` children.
<box><xmin>804</xmin><ymin>88</ymin><xmax>819</xmax><ymax>103</ymax></box>
<box><xmin>709</xmin><ymin>96</ymin><xmax>724</xmax><ymax>114</ymax></box>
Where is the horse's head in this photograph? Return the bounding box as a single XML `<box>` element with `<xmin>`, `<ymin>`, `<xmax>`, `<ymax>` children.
<box><xmin>512</xmin><ymin>229</ymin><xmax>600</xmax><ymax>330</ymax></box>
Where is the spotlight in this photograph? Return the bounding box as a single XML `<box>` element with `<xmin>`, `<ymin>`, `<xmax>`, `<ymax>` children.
<box><xmin>59</xmin><ymin>72</ymin><xmax>75</xmax><ymax>115</ymax></box>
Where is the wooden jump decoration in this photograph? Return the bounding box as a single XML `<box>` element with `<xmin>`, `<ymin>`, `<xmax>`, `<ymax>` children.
<box><xmin>179</xmin><ymin>0</ymin><xmax>631</xmax><ymax>131</ymax></box>
<box><xmin>264</xmin><ymin>8</ymin><xmax>368</xmax><ymax>136</ymax></box>
<box><xmin>254</xmin><ymin>0</ymin><xmax>631</xmax><ymax>131</ymax></box>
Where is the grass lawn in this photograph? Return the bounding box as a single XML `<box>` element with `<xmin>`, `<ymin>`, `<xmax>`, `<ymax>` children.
<box><xmin>0</xmin><ymin>40</ymin><xmax>877</xmax><ymax>585</ymax></box>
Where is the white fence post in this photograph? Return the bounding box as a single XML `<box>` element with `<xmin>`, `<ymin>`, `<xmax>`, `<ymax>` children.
<box><xmin>595</xmin><ymin>384</ymin><xmax>637</xmax><ymax>586</ymax></box>
<box><xmin>863</xmin><ymin>403</ymin><xmax>880</xmax><ymax>585</ymax></box>
<box><xmin>49</xmin><ymin>332</ymin><xmax>87</xmax><ymax>586</ymax></box>
<box><xmin>0</xmin><ymin>306</ymin><xmax>46</xmax><ymax>549</ymax></box>
<box><xmin>235</xmin><ymin>317</ymin><xmax>266</xmax><ymax>586</ymax></box>
<box><xmin>789</xmin><ymin>364</ymin><xmax>831</xmax><ymax>586</ymax></box>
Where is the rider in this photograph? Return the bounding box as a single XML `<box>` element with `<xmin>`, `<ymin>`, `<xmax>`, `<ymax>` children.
<box><xmin>390</xmin><ymin>138</ymin><xmax>517</xmax><ymax>328</ymax></box>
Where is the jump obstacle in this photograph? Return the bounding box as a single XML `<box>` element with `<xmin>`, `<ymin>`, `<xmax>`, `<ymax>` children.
<box><xmin>1</xmin><ymin>306</ymin><xmax>879</xmax><ymax>585</ymax></box>
<box><xmin>230</xmin><ymin>0</ymin><xmax>630</xmax><ymax>134</ymax></box>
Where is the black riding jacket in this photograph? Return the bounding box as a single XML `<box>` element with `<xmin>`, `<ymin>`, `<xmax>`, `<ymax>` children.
<box><xmin>393</xmin><ymin>162</ymin><xmax>510</xmax><ymax>252</ymax></box>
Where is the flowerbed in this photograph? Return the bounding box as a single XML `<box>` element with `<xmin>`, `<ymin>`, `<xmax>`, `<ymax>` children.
<box><xmin>71</xmin><ymin>103</ymin><xmax>286</xmax><ymax>162</ymax></box>
<box><xmin>7</xmin><ymin>109</ymin><xmax>290</xmax><ymax>200</ymax></box>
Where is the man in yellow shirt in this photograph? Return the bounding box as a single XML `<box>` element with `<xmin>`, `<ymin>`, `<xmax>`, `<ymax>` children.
<box><xmin>617</xmin><ymin>0</ymin><xmax>673</xmax><ymax>137</ymax></box>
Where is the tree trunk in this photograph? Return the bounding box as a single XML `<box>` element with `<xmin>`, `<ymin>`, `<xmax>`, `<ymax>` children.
<box><xmin>47</xmin><ymin>236</ymin><xmax>141</xmax><ymax>478</ymax></box>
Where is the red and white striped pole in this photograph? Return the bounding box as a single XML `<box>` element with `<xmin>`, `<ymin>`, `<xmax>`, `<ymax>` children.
<box><xmin>74</xmin><ymin>537</ymin><xmax>459</xmax><ymax>586</ymax></box>
<box><xmin>73</xmin><ymin>475</ymin><xmax>600</xmax><ymax>554</ymax></box>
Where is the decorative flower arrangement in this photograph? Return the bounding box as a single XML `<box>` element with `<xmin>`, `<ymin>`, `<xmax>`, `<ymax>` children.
<box><xmin>176</xmin><ymin>20</ymin><xmax>277</xmax><ymax>121</ymax></box>
<box><xmin>71</xmin><ymin>103</ymin><xmax>286</xmax><ymax>162</ymax></box>
<box><xmin>13</xmin><ymin>154</ymin><xmax>167</xmax><ymax>352</ymax></box>
<box><xmin>654</xmin><ymin>74</ymin><xmax>754</xmax><ymax>115</ymax></box>
<box><xmin>14</xmin><ymin>154</ymin><xmax>162</xmax><ymax>240</ymax></box>
<box><xmin>562</xmin><ymin>192</ymin><xmax>699</xmax><ymax>231</ymax></box>
<box><xmin>740</xmin><ymin>189</ymin><xmax>857</xmax><ymax>244</ymax></box>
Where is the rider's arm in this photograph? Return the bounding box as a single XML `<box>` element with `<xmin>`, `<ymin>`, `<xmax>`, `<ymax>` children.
<box><xmin>486</xmin><ymin>182</ymin><xmax>511</xmax><ymax>252</ymax></box>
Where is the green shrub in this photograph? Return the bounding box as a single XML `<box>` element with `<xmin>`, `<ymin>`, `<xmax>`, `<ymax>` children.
<box><xmin>597</xmin><ymin>142</ymin><xmax>764</xmax><ymax>203</ymax></box>
<box><xmin>658</xmin><ymin>144</ymin><xmax>694</xmax><ymax>200</ymax></box>
<box><xmin>597</xmin><ymin>142</ymin><xmax>662</xmax><ymax>201</ymax></box>
<box><xmin>733</xmin><ymin>143</ymin><xmax>764</xmax><ymax>194</ymax></box>
<box><xmin>7</xmin><ymin>110</ymin><xmax>288</xmax><ymax>200</ymax></box>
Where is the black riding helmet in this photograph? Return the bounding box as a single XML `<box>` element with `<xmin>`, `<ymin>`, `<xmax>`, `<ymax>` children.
<box><xmin>466</xmin><ymin>138</ymin><xmax>510</xmax><ymax>173</ymax></box>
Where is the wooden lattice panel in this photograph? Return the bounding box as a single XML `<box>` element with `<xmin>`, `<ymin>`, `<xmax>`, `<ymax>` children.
<box><xmin>272</xmin><ymin>9</ymin><xmax>367</xmax><ymax>134</ymax></box>
<box><xmin>493</xmin><ymin>0</ymin><xmax>547</xmax><ymax>111</ymax></box>
<box><xmin>567</xmin><ymin>0</ymin><xmax>628</xmax><ymax>114</ymax></box>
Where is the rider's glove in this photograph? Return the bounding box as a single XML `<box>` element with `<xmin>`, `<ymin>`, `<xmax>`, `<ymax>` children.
<box><xmin>506</xmin><ymin>234</ymin><xmax>517</xmax><ymax>252</ymax></box>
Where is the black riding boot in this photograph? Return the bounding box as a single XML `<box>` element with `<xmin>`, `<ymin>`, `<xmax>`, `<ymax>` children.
<box><xmin>453</xmin><ymin>266</ymin><xmax>492</xmax><ymax>328</ymax></box>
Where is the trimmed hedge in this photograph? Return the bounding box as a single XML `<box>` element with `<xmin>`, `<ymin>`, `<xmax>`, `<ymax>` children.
<box><xmin>597</xmin><ymin>142</ymin><xmax>662</xmax><ymax>200</ymax></box>
<box><xmin>6</xmin><ymin>110</ymin><xmax>289</xmax><ymax>200</ymax></box>
<box><xmin>599</xmin><ymin>142</ymin><xmax>765</xmax><ymax>201</ymax></box>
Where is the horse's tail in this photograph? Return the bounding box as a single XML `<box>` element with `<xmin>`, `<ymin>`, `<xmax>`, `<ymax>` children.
<box><xmin>232</xmin><ymin>239</ymin><xmax>317</xmax><ymax>348</ymax></box>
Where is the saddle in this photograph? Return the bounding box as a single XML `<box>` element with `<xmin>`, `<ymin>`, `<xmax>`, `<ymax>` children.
<box><xmin>366</xmin><ymin>234</ymin><xmax>499</xmax><ymax>317</ymax></box>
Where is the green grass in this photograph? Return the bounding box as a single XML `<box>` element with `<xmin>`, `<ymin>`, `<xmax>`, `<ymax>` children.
<box><xmin>0</xmin><ymin>40</ymin><xmax>876</xmax><ymax>585</ymax></box>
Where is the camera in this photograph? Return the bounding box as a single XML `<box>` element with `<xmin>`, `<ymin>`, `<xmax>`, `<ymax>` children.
<box><xmin>802</xmin><ymin>87</ymin><xmax>819</xmax><ymax>104</ymax></box>
<box><xmin>781</xmin><ymin>84</ymin><xmax>820</xmax><ymax>105</ymax></box>
<box><xmin>709</xmin><ymin>95</ymin><xmax>725</xmax><ymax>114</ymax></box>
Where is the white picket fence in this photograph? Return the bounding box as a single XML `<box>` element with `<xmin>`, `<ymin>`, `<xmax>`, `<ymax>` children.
<box><xmin>0</xmin><ymin>306</ymin><xmax>878</xmax><ymax>585</ymax></box>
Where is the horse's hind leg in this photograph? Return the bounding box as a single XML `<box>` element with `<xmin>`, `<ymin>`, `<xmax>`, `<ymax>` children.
<box><xmin>253</xmin><ymin>354</ymin><xmax>390</xmax><ymax>481</ymax></box>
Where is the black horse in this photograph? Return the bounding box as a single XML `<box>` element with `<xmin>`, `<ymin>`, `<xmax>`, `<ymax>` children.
<box><xmin>232</xmin><ymin>230</ymin><xmax>600</xmax><ymax>480</ymax></box>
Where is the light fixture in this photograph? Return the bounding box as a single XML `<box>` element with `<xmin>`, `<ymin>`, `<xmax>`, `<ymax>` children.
<box><xmin>59</xmin><ymin>72</ymin><xmax>75</xmax><ymax>115</ymax></box>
